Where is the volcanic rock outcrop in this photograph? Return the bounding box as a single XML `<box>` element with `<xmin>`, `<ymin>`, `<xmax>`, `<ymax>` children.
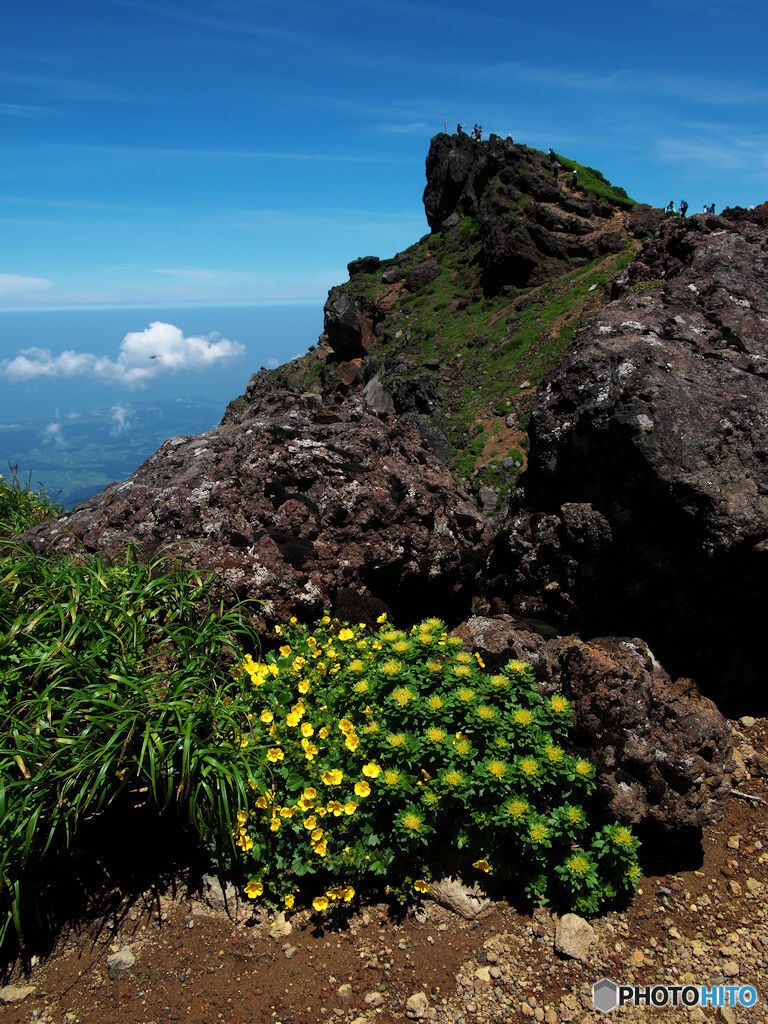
<box><xmin>492</xmin><ymin>210</ymin><xmax>768</xmax><ymax>711</ymax></box>
<box><xmin>19</xmin><ymin>392</ymin><xmax>491</xmax><ymax>633</ymax></box>
<box><xmin>423</xmin><ymin>132</ymin><xmax>635</xmax><ymax>293</ymax></box>
<box><xmin>453</xmin><ymin>617</ymin><xmax>734</xmax><ymax>844</ymax></box>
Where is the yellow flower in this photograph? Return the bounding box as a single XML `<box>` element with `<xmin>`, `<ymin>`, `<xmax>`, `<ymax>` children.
<box><xmin>489</xmin><ymin>675</ymin><xmax>508</xmax><ymax>690</ymax></box>
<box><xmin>387</xmin><ymin>733</ymin><xmax>406</xmax><ymax>748</ymax></box>
<box><xmin>300</xmin><ymin>721</ymin><xmax>314</xmax><ymax>738</ymax></box>
<box><xmin>354</xmin><ymin>679</ymin><xmax>370</xmax><ymax>694</ymax></box>
<box><xmin>311</xmin><ymin>827</ymin><xmax>325</xmax><ymax>842</ymax></box>
<box><xmin>453</xmin><ymin>664</ymin><xmax>472</xmax><ymax>678</ymax></box>
<box><xmin>472</xmin><ymin>858</ymin><xmax>491</xmax><ymax>873</ymax></box>
<box><xmin>453</xmin><ymin>737</ymin><xmax>471</xmax><ymax>757</ymax></box>
<box><xmin>426</xmin><ymin>659</ymin><xmax>443</xmax><ymax>674</ymax></box>
<box><xmin>414</xmin><ymin>879</ymin><xmax>429</xmax><ymax>893</ymax></box>
<box><xmin>298</xmin><ymin>679</ymin><xmax>311</xmax><ymax>694</ymax></box>
<box><xmin>545</xmin><ymin>744</ymin><xmax>564</xmax><ymax>763</ymax></box>
<box><xmin>338</xmin><ymin>718</ymin><xmax>355</xmax><ymax>735</ymax></box>
<box><xmin>338</xmin><ymin>627</ymin><xmax>355</xmax><ymax>641</ymax></box>
<box><xmin>326</xmin><ymin>885</ymin><xmax>344</xmax><ymax>900</ymax></box>
<box><xmin>327</xmin><ymin>800</ymin><xmax>344</xmax><ymax>816</ymax></box>
<box><xmin>426</xmin><ymin>726</ymin><xmax>446</xmax><ymax>744</ymax></box>
<box><xmin>426</xmin><ymin>694</ymin><xmax>444</xmax><ymax>712</ymax></box>
<box><xmin>291</xmin><ymin>701</ymin><xmax>305</xmax><ymax>719</ymax></box>
<box><xmin>475</xmin><ymin>653</ymin><xmax>485</xmax><ymax>668</ymax></box>
<box><xmin>529</xmin><ymin>822</ymin><xmax>550</xmax><ymax>842</ymax></box>
<box><xmin>507</xmin><ymin>659</ymin><xmax>530</xmax><ymax>673</ymax></box>
<box><xmin>343</xmin><ymin>801</ymin><xmax>357</xmax><ymax>815</ymax></box>
<box><xmin>575</xmin><ymin>759</ymin><xmax>593</xmax><ymax>776</ymax></box>
<box><xmin>513</xmin><ymin>708</ymin><xmax>533</xmax><ymax>726</ymax></box>
<box><xmin>455</xmin><ymin>652</ymin><xmax>473</xmax><ymax>664</ymax></box>
<box><xmin>322</xmin><ymin>768</ymin><xmax>344</xmax><ymax>785</ymax></box>
<box><xmin>284</xmin><ymin>894</ymin><xmax>295</xmax><ymax>909</ymax></box>
<box><xmin>550</xmin><ymin>695</ymin><xmax>569</xmax><ymax>713</ymax></box>
<box><xmin>260</xmin><ymin>709</ymin><xmax>274</xmax><ymax>723</ymax></box>
<box><xmin>312</xmin><ymin>839</ymin><xmax>328</xmax><ymax>857</ymax></box>
<box><xmin>303</xmin><ymin>815</ymin><xmax>318</xmax><ymax>830</ymax></box>
<box><xmin>506</xmin><ymin>798</ymin><xmax>528</xmax><ymax>820</ymax></box>
<box><xmin>443</xmin><ymin>769</ymin><xmax>464</xmax><ymax>788</ymax></box>
<box><xmin>519</xmin><ymin>757</ymin><xmax>539</xmax><ymax>777</ymax></box>
<box><xmin>613</xmin><ymin>826</ymin><xmax>635</xmax><ymax>849</ymax></box>
<box><xmin>279</xmin><ymin>645</ymin><xmax>292</xmax><ymax>657</ymax></box>
<box><xmin>321</xmin><ymin>614</ymin><xmax>331</xmax><ymax>624</ymax></box>
<box><xmin>266</xmin><ymin>747</ymin><xmax>284</xmax><ymax>762</ymax></box>
<box><xmin>244</xmin><ymin>880</ymin><xmax>263</xmax><ymax>899</ymax></box>
<box><xmin>393</xmin><ymin>640</ymin><xmax>410</xmax><ymax>653</ymax></box>
<box><xmin>286</xmin><ymin>712</ymin><xmax>300</xmax><ymax>727</ymax></box>
<box><xmin>344</xmin><ymin>733</ymin><xmax>360</xmax><ymax>751</ymax></box>
<box><xmin>341</xmin><ymin>886</ymin><xmax>355</xmax><ymax>902</ymax></box>
<box><xmin>302</xmin><ymin>740</ymin><xmax>318</xmax><ymax>760</ymax></box>
<box><xmin>255</xmin><ymin>795</ymin><xmax>268</xmax><ymax>809</ymax></box>
<box><xmin>566</xmin><ymin>807</ymin><xmax>583</xmax><ymax>824</ymax></box>
<box><xmin>476</xmin><ymin>705</ymin><xmax>496</xmax><ymax>722</ymax></box>
<box><xmin>302</xmin><ymin>787</ymin><xmax>317</xmax><ymax>802</ymax></box>
<box><xmin>279</xmin><ymin>806</ymin><xmax>295</xmax><ymax>818</ymax></box>
<box><xmin>376</xmin><ymin>612</ymin><xmax>388</xmax><ymax>623</ymax></box>
<box><xmin>456</xmin><ymin>687</ymin><xmax>475</xmax><ymax>703</ymax></box>
<box><xmin>400</xmin><ymin>811</ymin><xmax>423</xmax><ymax>832</ymax></box>
<box><xmin>312</xmin><ymin>895</ymin><xmax>329</xmax><ymax>912</ymax></box>
<box><xmin>418</xmin><ymin>633</ymin><xmax>434</xmax><ymax>644</ymax></box>
<box><xmin>354</xmin><ymin>780</ymin><xmax>371</xmax><ymax>798</ymax></box>
<box><xmin>390</xmin><ymin>686</ymin><xmax>414</xmax><ymax>707</ymax></box>
<box><xmin>318</xmin><ymin>726</ymin><xmax>329</xmax><ymax>739</ymax></box>
<box><xmin>383</xmin><ymin>769</ymin><xmax>400</xmax><ymax>787</ymax></box>
<box><xmin>269</xmin><ymin>816</ymin><xmax>281</xmax><ymax>832</ymax></box>
<box><xmin>381</xmin><ymin>659</ymin><xmax>403</xmax><ymax>677</ymax></box>
<box><xmin>362</xmin><ymin>762</ymin><xmax>382</xmax><ymax>778</ymax></box>
<box><xmin>349</xmin><ymin>659</ymin><xmax>365</xmax><ymax>674</ymax></box>
<box><xmin>566</xmin><ymin>854</ymin><xmax>590</xmax><ymax>876</ymax></box>
<box><xmin>236</xmin><ymin>809</ymin><xmax>248</xmax><ymax>824</ymax></box>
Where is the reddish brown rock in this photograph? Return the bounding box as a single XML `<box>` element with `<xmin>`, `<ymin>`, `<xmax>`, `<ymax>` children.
<box><xmin>18</xmin><ymin>392</ymin><xmax>491</xmax><ymax>636</ymax></box>
<box><xmin>493</xmin><ymin>213</ymin><xmax>768</xmax><ymax>711</ymax></box>
<box><xmin>534</xmin><ymin>635</ymin><xmax>734</xmax><ymax>839</ymax></box>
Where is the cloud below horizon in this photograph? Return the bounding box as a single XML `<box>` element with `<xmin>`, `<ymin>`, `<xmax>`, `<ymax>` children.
<box><xmin>0</xmin><ymin>321</ymin><xmax>245</xmax><ymax>388</ymax></box>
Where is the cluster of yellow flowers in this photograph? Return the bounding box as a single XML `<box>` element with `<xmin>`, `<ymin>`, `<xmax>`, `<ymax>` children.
<box><xmin>228</xmin><ymin>612</ymin><xmax>622</xmax><ymax>916</ymax></box>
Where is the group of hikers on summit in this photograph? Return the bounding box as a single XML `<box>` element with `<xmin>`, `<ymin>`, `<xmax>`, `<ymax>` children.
<box><xmin>666</xmin><ymin>200</ymin><xmax>716</xmax><ymax>217</ymax></box>
<box><xmin>455</xmin><ymin>125</ymin><xmax>717</xmax><ymax>217</ymax></box>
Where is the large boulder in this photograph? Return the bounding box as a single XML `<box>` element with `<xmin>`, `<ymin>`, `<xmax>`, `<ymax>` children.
<box><xmin>534</xmin><ymin>635</ymin><xmax>734</xmax><ymax>842</ymax></box>
<box><xmin>492</xmin><ymin>214</ymin><xmax>768</xmax><ymax>710</ymax></box>
<box><xmin>453</xmin><ymin>619</ymin><xmax>733</xmax><ymax>844</ymax></box>
<box><xmin>17</xmin><ymin>392</ymin><xmax>492</xmax><ymax>635</ymax></box>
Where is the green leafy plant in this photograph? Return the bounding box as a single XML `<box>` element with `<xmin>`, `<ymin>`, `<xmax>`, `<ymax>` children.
<box><xmin>0</xmin><ymin>469</ymin><xmax>64</xmax><ymax>538</ymax></box>
<box><xmin>0</xmin><ymin>540</ymin><xmax>261</xmax><ymax>953</ymax></box>
<box><xmin>232</xmin><ymin>616</ymin><xmax>641</xmax><ymax>917</ymax></box>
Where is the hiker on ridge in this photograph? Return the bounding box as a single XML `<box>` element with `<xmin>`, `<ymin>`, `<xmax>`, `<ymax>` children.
<box><xmin>679</xmin><ymin>199</ymin><xmax>688</xmax><ymax>217</ymax></box>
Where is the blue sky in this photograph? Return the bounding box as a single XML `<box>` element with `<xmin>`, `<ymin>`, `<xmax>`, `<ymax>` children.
<box><xmin>3</xmin><ymin>0</ymin><xmax>767</xmax><ymax>315</ymax></box>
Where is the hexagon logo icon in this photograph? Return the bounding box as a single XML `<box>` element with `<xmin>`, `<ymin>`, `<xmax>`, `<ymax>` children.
<box><xmin>593</xmin><ymin>978</ymin><xmax>619</xmax><ymax>1013</ymax></box>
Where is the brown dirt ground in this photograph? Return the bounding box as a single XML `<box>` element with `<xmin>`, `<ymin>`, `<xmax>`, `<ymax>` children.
<box><xmin>2</xmin><ymin>719</ymin><xmax>767</xmax><ymax>1024</ymax></box>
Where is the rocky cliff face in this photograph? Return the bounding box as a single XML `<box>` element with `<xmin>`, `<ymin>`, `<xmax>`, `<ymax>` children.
<box><xmin>20</xmin><ymin>392</ymin><xmax>490</xmax><ymax>636</ymax></box>
<box><xmin>491</xmin><ymin>210</ymin><xmax>768</xmax><ymax>711</ymax></box>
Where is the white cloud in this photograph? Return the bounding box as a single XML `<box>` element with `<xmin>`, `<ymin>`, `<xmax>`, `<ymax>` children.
<box><xmin>0</xmin><ymin>273</ymin><xmax>51</xmax><ymax>296</ymax></box>
<box><xmin>42</xmin><ymin>422</ymin><xmax>65</xmax><ymax>446</ymax></box>
<box><xmin>110</xmin><ymin>405</ymin><xmax>132</xmax><ymax>434</ymax></box>
<box><xmin>0</xmin><ymin>321</ymin><xmax>245</xmax><ymax>388</ymax></box>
